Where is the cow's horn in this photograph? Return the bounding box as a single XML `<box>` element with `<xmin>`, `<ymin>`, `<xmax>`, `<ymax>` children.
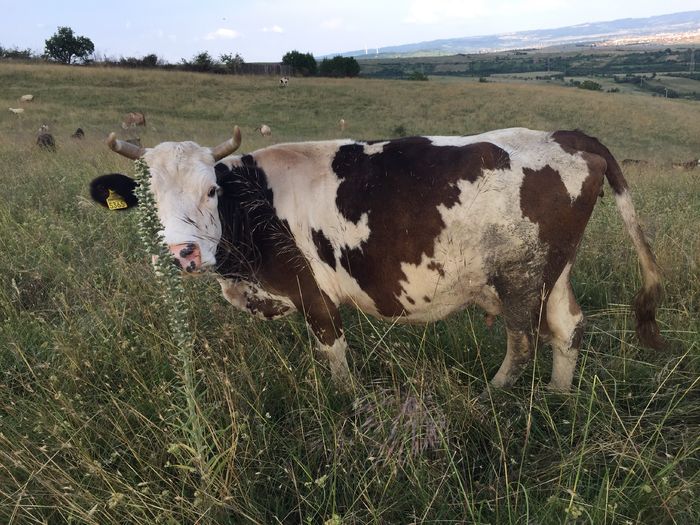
<box><xmin>210</xmin><ymin>125</ymin><xmax>242</xmax><ymax>161</ymax></box>
<box><xmin>106</xmin><ymin>132</ymin><xmax>145</xmax><ymax>160</ymax></box>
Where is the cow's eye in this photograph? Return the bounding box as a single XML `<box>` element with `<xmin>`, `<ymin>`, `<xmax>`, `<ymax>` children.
<box><xmin>207</xmin><ymin>186</ymin><xmax>217</xmax><ymax>198</ymax></box>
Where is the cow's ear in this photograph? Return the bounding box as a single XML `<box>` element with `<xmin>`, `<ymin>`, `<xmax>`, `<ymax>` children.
<box><xmin>89</xmin><ymin>173</ymin><xmax>139</xmax><ymax>211</ymax></box>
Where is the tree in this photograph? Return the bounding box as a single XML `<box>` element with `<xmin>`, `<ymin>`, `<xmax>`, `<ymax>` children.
<box><xmin>44</xmin><ymin>26</ymin><xmax>94</xmax><ymax>64</ymax></box>
<box><xmin>319</xmin><ymin>56</ymin><xmax>360</xmax><ymax>78</ymax></box>
<box><xmin>281</xmin><ymin>50</ymin><xmax>317</xmax><ymax>76</ymax></box>
<box><xmin>182</xmin><ymin>51</ymin><xmax>215</xmax><ymax>72</ymax></box>
<box><xmin>220</xmin><ymin>53</ymin><xmax>244</xmax><ymax>73</ymax></box>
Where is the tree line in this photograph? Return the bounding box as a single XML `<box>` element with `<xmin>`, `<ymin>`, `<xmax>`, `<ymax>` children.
<box><xmin>1</xmin><ymin>26</ymin><xmax>360</xmax><ymax>78</ymax></box>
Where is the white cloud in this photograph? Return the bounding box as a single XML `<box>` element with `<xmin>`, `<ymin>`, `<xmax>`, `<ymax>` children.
<box><xmin>320</xmin><ymin>18</ymin><xmax>343</xmax><ymax>30</ymax></box>
<box><xmin>204</xmin><ymin>28</ymin><xmax>240</xmax><ymax>40</ymax></box>
<box><xmin>262</xmin><ymin>25</ymin><xmax>284</xmax><ymax>33</ymax></box>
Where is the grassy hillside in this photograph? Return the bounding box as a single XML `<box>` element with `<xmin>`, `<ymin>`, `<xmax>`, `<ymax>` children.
<box><xmin>0</xmin><ymin>63</ymin><xmax>698</xmax><ymax>524</ymax></box>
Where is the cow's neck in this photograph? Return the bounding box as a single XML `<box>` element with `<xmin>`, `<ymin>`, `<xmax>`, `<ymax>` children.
<box><xmin>214</xmin><ymin>161</ymin><xmax>293</xmax><ymax>283</ymax></box>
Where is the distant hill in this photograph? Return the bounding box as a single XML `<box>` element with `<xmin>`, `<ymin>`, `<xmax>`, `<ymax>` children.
<box><xmin>331</xmin><ymin>11</ymin><xmax>700</xmax><ymax>59</ymax></box>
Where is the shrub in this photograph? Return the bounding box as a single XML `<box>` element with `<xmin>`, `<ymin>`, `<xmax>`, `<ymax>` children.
<box><xmin>406</xmin><ymin>71</ymin><xmax>429</xmax><ymax>81</ymax></box>
<box><xmin>319</xmin><ymin>56</ymin><xmax>360</xmax><ymax>78</ymax></box>
<box><xmin>282</xmin><ymin>50</ymin><xmax>317</xmax><ymax>76</ymax></box>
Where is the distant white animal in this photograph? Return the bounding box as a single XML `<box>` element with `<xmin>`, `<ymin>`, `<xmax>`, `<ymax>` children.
<box><xmin>279</xmin><ymin>77</ymin><xmax>289</xmax><ymax>87</ymax></box>
<box><xmin>257</xmin><ymin>124</ymin><xmax>272</xmax><ymax>137</ymax></box>
<box><xmin>8</xmin><ymin>108</ymin><xmax>24</xmax><ymax>115</ymax></box>
<box><xmin>339</xmin><ymin>118</ymin><xmax>347</xmax><ymax>131</ymax></box>
<box><xmin>20</xmin><ymin>94</ymin><xmax>34</xmax><ymax>102</ymax></box>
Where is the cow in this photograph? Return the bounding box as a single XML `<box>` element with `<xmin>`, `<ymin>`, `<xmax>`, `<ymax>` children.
<box><xmin>71</xmin><ymin>127</ymin><xmax>85</xmax><ymax>139</ymax></box>
<box><xmin>672</xmin><ymin>159</ymin><xmax>699</xmax><ymax>171</ymax></box>
<box><xmin>8</xmin><ymin>107</ymin><xmax>24</xmax><ymax>115</ymax></box>
<box><xmin>122</xmin><ymin>111</ymin><xmax>146</xmax><ymax>129</ymax></box>
<box><xmin>257</xmin><ymin>124</ymin><xmax>272</xmax><ymax>137</ymax></box>
<box><xmin>621</xmin><ymin>158</ymin><xmax>649</xmax><ymax>167</ymax></box>
<box><xmin>37</xmin><ymin>132</ymin><xmax>56</xmax><ymax>151</ymax></box>
<box><xmin>20</xmin><ymin>94</ymin><xmax>34</xmax><ymax>102</ymax></box>
<box><xmin>339</xmin><ymin>118</ymin><xmax>347</xmax><ymax>132</ymax></box>
<box><xmin>89</xmin><ymin>127</ymin><xmax>665</xmax><ymax>392</ymax></box>
<box><xmin>280</xmin><ymin>77</ymin><xmax>289</xmax><ymax>87</ymax></box>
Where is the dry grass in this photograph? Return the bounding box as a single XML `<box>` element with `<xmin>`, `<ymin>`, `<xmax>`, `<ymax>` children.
<box><xmin>0</xmin><ymin>63</ymin><xmax>698</xmax><ymax>524</ymax></box>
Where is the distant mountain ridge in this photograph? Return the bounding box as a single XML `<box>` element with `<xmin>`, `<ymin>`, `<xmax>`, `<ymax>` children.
<box><xmin>332</xmin><ymin>11</ymin><xmax>700</xmax><ymax>59</ymax></box>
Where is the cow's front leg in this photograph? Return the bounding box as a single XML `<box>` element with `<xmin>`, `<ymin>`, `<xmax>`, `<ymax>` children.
<box><xmin>304</xmin><ymin>298</ymin><xmax>353</xmax><ymax>388</ymax></box>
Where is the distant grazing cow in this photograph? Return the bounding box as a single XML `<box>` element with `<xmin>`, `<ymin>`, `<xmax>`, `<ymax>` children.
<box><xmin>122</xmin><ymin>112</ymin><xmax>146</xmax><ymax>129</ymax></box>
<box><xmin>279</xmin><ymin>77</ymin><xmax>289</xmax><ymax>87</ymax></box>
<box><xmin>339</xmin><ymin>118</ymin><xmax>347</xmax><ymax>131</ymax></box>
<box><xmin>36</xmin><ymin>125</ymin><xmax>55</xmax><ymax>151</ymax></box>
<box><xmin>8</xmin><ymin>108</ymin><xmax>24</xmax><ymax>115</ymax></box>
<box><xmin>672</xmin><ymin>159</ymin><xmax>699</xmax><ymax>171</ymax></box>
<box><xmin>20</xmin><ymin>94</ymin><xmax>34</xmax><ymax>102</ymax></box>
<box><xmin>71</xmin><ymin>128</ymin><xmax>85</xmax><ymax>139</ymax></box>
<box><xmin>621</xmin><ymin>158</ymin><xmax>649</xmax><ymax>167</ymax></box>
<box><xmin>257</xmin><ymin>124</ymin><xmax>272</xmax><ymax>137</ymax></box>
<box><xmin>90</xmin><ymin>127</ymin><xmax>664</xmax><ymax>392</ymax></box>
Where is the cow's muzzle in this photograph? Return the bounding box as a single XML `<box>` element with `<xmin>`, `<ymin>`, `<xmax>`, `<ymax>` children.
<box><xmin>168</xmin><ymin>242</ymin><xmax>202</xmax><ymax>273</ymax></box>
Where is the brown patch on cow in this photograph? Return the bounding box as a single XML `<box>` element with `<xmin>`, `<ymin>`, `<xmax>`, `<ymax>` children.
<box><xmin>552</xmin><ymin>130</ymin><xmax>627</xmax><ymax>195</ymax></box>
<box><xmin>312</xmin><ymin>228</ymin><xmax>336</xmax><ymax>269</ymax></box>
<box><xmin>245</xmin><ymin>293</ymin><xmax>292</xmax><ymax>319</ymax></box>
<box><xmin>406</xmin><ymin>296</ymin><xmax>415</xmax><ymax>305</ymax></box>
<box><xmin>423</xmin><ymin>296</ymin><xmax>431</xmax><ymax>303</ymax></box>
<box><xmin>333</xmin><ymin>137</ymin><xmax>511</xmax><ymax>316</ymax></box>
<box><xmin>520</xmin><ymin>164</ymin><xmax>604</xmax><ymax>293</ymax></box>
<box><xmin>427</xmin><ymin>260</ymin><xmax>445</xmax><ymax>277</ymax></box>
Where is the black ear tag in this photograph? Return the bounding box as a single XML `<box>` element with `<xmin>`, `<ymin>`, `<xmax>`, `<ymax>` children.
<box><xmin>106</xmin><ymin>189</ymin><xmax>129</xmax><ymax>210</ymax></box>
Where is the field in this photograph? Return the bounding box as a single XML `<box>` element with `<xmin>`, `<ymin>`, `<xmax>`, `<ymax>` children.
<box><xmin>360</xmin><ymin>46</ymin><xmax>700</xmax><ymax>100</ymax></box>
<box><xmin>1</xmin><ymin>63</ymin><xmax>699</xmax><ymax>524</ymax></box>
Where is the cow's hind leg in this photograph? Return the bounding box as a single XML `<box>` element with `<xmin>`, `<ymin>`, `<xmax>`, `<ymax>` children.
<box><xmin>546</xmin><ymin>264</ymin><xmax>585</xmax><ymax>392</ymax></box>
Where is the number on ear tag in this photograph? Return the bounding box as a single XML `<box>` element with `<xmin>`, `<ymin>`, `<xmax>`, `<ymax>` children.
<box><xmin>106</xmin><ymin>189</ymin><xmax>128</xmax><ymax>210</ymax></box>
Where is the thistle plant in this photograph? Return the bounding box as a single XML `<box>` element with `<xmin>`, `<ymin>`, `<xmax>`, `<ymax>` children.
<box><xmin>133</xmin><ymin>159</ymin><xmax>211</xmax><ymax>513</ymax></box>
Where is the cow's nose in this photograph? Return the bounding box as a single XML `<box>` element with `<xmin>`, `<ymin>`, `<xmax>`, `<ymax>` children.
<box><xmin>168</xmin><ymin>242</ymin><xmax>202</xmax><ymax>273</ymax></box>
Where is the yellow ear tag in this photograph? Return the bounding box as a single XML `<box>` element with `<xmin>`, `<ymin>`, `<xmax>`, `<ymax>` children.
<box><xmin>106</xmin><ymin>189</ymin><xmax>128</xmax><ymax>210</ymax></box>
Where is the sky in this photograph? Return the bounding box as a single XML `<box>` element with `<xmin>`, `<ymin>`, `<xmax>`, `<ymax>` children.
<box><xmin>1</xmin><ymin>1</ymin><xmax>698</xmax><ymax>63</ymax></box>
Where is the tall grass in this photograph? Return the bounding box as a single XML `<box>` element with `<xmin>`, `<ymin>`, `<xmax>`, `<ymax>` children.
<box><xmin>0</xmin><ymin>63</ymin><xmax>698</xmax><ymax>524</ymax></box>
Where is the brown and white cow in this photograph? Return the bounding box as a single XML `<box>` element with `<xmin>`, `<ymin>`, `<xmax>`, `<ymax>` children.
<box><xmin>89</xmin><ymin>127</ymin><xmax>665</xmax><ymax>392</ymax></box>
<box><xmin>122</xmin><ymin>111</ymin><xmax>146</xmax><ymax>129</ymax></box>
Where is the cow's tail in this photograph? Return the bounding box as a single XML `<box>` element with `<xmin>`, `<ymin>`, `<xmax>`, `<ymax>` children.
<box><xmin>599</xmin><ymin>147</ymin><xmax>666</xmax><ymax>350</ymax></box>
<box><xmin>553</xmin><ymin>131</ymin><xmax>665</xmax><ymax>349</ymax></box>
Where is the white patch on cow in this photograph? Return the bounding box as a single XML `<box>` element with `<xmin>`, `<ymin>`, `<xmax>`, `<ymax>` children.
<box><xmin>545</xmin><ymin>262</ymin><xmax>584</xmax><ymax>391</ymax></box>
<box><xmin>317</xmin><ymin>335</ymin><xmax>351</xmax><ymax>385</ymax></box>
<box><xmin>143</xmin><ymin>142</ymin><xmax>222</xmax><ymax>267</ymax></box>
<box><xmin>362</xmin><ymin>141</ymin><xmax>388</xmax><ymax>155</ymax></box>
<box><xmin>428</xmin><ymin>129</ymin><xmax>590</xmax><ymax>200</ymax></box>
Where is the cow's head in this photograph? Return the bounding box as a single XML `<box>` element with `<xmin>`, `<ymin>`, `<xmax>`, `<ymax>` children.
<box><xmin>89</xmin><ymin>127</ymin><xmax>242</xmax><ymax>272</ymax></box>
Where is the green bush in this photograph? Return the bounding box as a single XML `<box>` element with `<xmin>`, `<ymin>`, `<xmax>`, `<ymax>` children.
<box><xmin>319</xmin><ymin>56</ymin><xmax>360</xmax><ymax>77</ymax></box>
<box><xmin>282</xmin><ymin>50</ymin><xmax>317</xmax><ymax>76</ymax></box>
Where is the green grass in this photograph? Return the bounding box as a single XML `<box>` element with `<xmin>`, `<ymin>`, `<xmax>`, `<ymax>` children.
<box><xmin>1</xmin><ymin>63</ymin><xmax>699</xmax><ymax>524</ymax></box>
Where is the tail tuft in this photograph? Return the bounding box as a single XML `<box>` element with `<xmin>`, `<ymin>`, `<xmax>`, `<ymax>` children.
<box><xmin>633</xmin><ymin>281</ymin><xmax>666</xmax><ymax>350</ymax></box>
